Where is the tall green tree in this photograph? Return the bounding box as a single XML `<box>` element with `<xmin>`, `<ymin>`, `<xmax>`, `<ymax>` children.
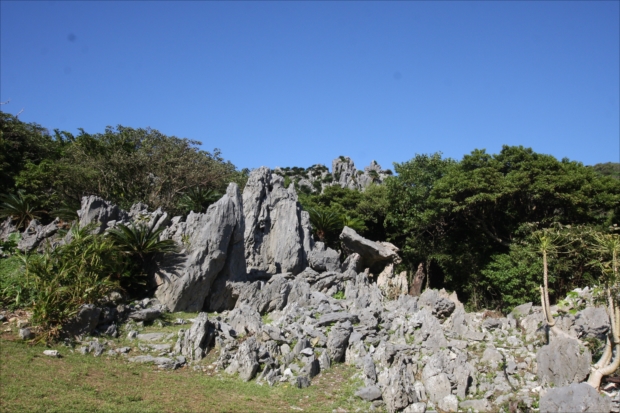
<box><xmin>385</xmin><ymin>146</ymin><xmax>620</xmax><ymax>309</ymax></box>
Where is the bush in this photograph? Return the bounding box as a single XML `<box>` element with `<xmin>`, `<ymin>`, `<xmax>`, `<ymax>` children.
<box><xmin>26</xmin><ymin>226</ymin><xmax>122</xmax><ymax>339</ymax></box>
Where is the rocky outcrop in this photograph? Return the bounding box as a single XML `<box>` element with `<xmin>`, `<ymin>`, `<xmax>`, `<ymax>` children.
<box><xmin>307</xmin><ymin>242</ymin><xmax>341</xmax><ymax>273</ymax></box>
<box><xmin>155</xmin><ymin>183</ymin><xmax>246</xmax><ymax>312</ymax></box>
<box><xmin>77</xmin><ymin>195</ymin><xmax>130</xmax><ymax>234</ymax></box>
<box><xmin>0</xmin><ymin>217</ymin><xmax>16</xmax><ymax>242</ymax></box>
<box><xmin>376</xmin><ymin>263</ymin><xmax>409</xmax><ymax>298</ymax></box>
<box><xmin>242</xmin><ymin>167</ymin><xmax>311</xmax><ymax>277</ymax></box>
<box><xmin>540</xmin><ymin>382</ymin><xmax>612</xmax><ymax>413</ymax></box>
<box><xmin>273</xmin><ymin>157</ymin><xmax>392</xmax><ymax>194</ymax></box>
<box><xmin>174</xmin><ymin>312</ymin><xmax>214</xmax><ymax>361</ymax></box>
<box><xmin>340</xmin><ymin>226</ymin><xmax>401</xmax><ymax>269</ymax></box>
<box><xmin>16</xmin><ymin>218</ymin><xmax>60</xmax><ymax>252</ymax></box>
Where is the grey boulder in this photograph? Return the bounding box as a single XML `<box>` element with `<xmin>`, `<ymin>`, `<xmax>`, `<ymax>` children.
<box><xmin>327</xmin><ymin>321</ymin><xmax>353</xmax><ymax>362</ymax></box>
<box><xmin>128</xmin><ymin>308</ymin><xmax>161</xmax><ymax>322</ymax></box>
<box><xmin>537</xmin><ymin>336</ymin><xmax>592</xmax><ymax>387</ymax></box>
<box><xmin>540</xmin><ymin>382</ymin><xmax>612</xmax><ymax>413</ymax></box>
<box><xmin>61</xmin><ymin>304</ymin><xmax>101</xmax><ymax>338</ymax></box>
<box><xmin>225</xmin><ymin>336</ymin><xmax>260</xmax><ymax>381</ymax></box>
<box><xmin>355</xmin><ymin>385</ymin><xmax>382</xmax><ymax>401</ymax></box>
<box><xmin>308</xmin><ymin>242</ymin><xmax>341</xmax><ymax>272</ymax></box>
<box><xmin>17</xmin><ymin>218</ymin><xmax>60</xmax><ymax>253</ymax></box>
<box><xmin>174</xmin><ymin>312</ymin><xmax>214</xmax><ymax>361</ymax></box>
<box><xmin>339</xmin><ymin>226</ymin><xmax>400</xmax><ymax>269</ymax></box>
<box><xmin>76</xmin><ymin>196</ymin><xmax>129</xmax><ymax>235</ymax></box>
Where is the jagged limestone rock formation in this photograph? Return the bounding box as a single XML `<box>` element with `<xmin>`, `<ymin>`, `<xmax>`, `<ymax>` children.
<box><xmin>340</xmin><ymin>226</ymin><xmax>401</xmax><ymax>269</ymax></box>
<box><xmin>77</xmin><ymin>195</ymin><xmax>130</xmax><ymax>234</ymax></box>
<box><xmin>155</xmin><ymin>183</ymin><xmax>246</xmax><ymax>312</ymax></box>
<box><xmin>242</xmin><ymin>167</ymin><xmax>312</xmax><ymax>277</ymax></box>
<box><xmin>16</xmin><ymin>218</ymin><xmax>60</xmax><ymax>252</ymax></box>
<box><xmin>273</xmin><ymin>157</ymin><xmax>392</xmax><ymax>194</ymax></box>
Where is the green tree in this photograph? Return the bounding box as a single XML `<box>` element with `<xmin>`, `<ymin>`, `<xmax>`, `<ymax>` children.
<box><xmin>14</xmin><ymin>125</ymin><xmax>242</xmax><ymax>215</ymax></box>
<box><xmin>0</xmin><ymin>111</ymin><xmax>63</xmax><ymax>195</ymax></box>
<box><xmin>385</xmin><ymin>146</ymin><xmax>620</xmax><ymax>309</ymax></box>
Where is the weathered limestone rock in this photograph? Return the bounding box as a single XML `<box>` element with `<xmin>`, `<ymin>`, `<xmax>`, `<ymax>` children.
<box><xmin>17</xmin><ymin>218</ymin><xmax>60</xmax><ymax>252</ymax></box>
<box><xmin>540</xmin><ymin>382</ymin><xmax>612</xmax><ymax>413</ymax></box>
<box><xmin>418</xmin><ymin>289</ymin><xmax>455</xmax><ymax>319</ymax></box>
<box><xmin>421</xmin><ymin>352</ymin><xmax>453</xmax><ymax>403</ymax></box>
<box><xmin>61</xmin><ymin>304</ymin><xmax>101</xmax><ymax>338</ymax></box>
<box><xmin>537</xmin><ymin>336</ymin><xmax>592</xmax><ymax>387</ymax></box>
<box><xmin>327</xmin><ymin>320</ymin><xmax>353</xmax><ymax>362</ymax></box>
<box><xmin>226</xmin><ymin>305</ymin><xmax>263</xmax><ymax>336</ymax></box>
<box><xmin>383</xmin><ymin>356</ymin><xmax>418</xmax><ymax>413</ymax></box>
<box><xmin>155</xmin><ymin>183</ymin><xmax>245</xmax><ymax>312</ymax></box>
<box><xmin>225</xmin><ymin>336</ymin><xmax>260</xmax><ymax>381</ymax></box>
<box><xmin>332</xmin><ymin>156</ymin><xmax>359</xmax><ymax>190</ymax></box>
<box><xmin>308</xmin><ymin>242</ymin><xmax>341</xmax><ymax>273</ymax></box>
<box><xmin>377</xmin><ymin>263</ymin><xmax>409</xmax><ymax>298</ymax></box>
<box><xmin>355</xmin><ymin>386</ymin><xmax>382</xmax><ymax>401</ymax></box>
<box><xmin>243</xmin><ymin>167</ymin><xmax>311</xmax><ymax>276</ymax></box>
<box><xmin>572</xmin><ymin>306</ymin><xmax>610</xmax><ymax>340</ymax></box>
<box><xmin>0</xmin><ymin>217</ymin><xmax>16</xmax><ymax>242</ymax></box>
<box><xmin>128</xmin><ymin>308</ymin><xmax>161</xmax><ymax>322</ymax></box>
<box><xmin>77</xmin><ymin>196</ymin><xmax>129</xmax><ymax>234</ymax></box>
<box><xmin>339</xmin><ymin>226</ymin><xmax>401</xmax><ymax>269</ymax></box>
<box><xmin>174</xmin><ymin>312</ymin><xmax>214</xmax><ymax>361</ymax></box>
<box><xmin>128</xmin><ymin>203</ymin><xmax>170</xmax><ymax>233</ymax></box>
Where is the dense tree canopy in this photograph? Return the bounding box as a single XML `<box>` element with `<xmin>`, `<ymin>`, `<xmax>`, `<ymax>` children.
<box><xmin>0</xmin><ymin>112</ymin><xmax>247</xmax><ymax>218</ymax></box>
<box><xmin>384</xmin><ymin>146</ymin><xmax>620</xmax><ymax>310</ymax></box>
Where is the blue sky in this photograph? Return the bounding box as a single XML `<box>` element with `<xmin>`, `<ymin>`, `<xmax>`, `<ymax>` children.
<box><xmin>1</xmin><ymin>1</ymin><xmax>619</xmax><ymax>171</ymax></box>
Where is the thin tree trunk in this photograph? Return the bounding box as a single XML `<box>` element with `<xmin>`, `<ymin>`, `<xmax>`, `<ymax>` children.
<box><xmin>409</xmin><ymin>263</ymin><xmax>425</xmax><ymax>297</ymax></box>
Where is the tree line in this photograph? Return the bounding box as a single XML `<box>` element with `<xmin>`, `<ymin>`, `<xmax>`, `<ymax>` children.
<box><xmin>2</xmin><ymin>110</ymin><xmax>619</xmax><ymax>313</ymax></box>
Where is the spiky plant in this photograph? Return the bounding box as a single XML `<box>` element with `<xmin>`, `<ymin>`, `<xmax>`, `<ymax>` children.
<box><xmin>341</xmin><ymin>214</ymin><xmax>366</xmax><ymax>233</ymax></box>
<box><xmin>0</xmin><ymin>191</ymin><xmax>42</xmax><ymax>229</ymax></box>
<box><xmin>307</xmin><ymin>207</ymin><xmax>342</xmax><ymax>242</ymax></box>
<box><xmin>178</xmin><ymin>187</ymin><xmax>221</xmax><ymax>214</ymax></box>
<box><xmin>106</xmin><ymin>223</ymin><xmax>178</xmax><ymax>296</ymax></box>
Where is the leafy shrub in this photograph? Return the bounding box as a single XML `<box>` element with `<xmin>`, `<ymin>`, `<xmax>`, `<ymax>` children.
<box><xmin>26</xmin><ymin>225</ymin><xmax>122</xmax><ymax>339</ymax></box>
<box><xmin>106</xmin><ymin>223</ymin><xmax>178</xmax><ymax>297</ymax></box>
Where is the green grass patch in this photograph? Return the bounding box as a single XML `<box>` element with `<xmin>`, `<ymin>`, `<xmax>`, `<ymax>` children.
<box><xmin>1</xmin><ymin>326</ymin><xmax>370</xmax><ymax>412</ymax></box>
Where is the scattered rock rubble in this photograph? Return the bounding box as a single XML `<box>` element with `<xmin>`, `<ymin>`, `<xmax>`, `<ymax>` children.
<box><xmin>2</xmin><ymin>165</ymin><xmax>618</xmax><ymax>412</ymax></box>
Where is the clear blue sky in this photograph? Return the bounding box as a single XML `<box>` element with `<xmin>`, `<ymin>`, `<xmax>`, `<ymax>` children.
<box><xmin>1</xmin><ymin>1</ymin><xmax>619</xmax><ymax>171</ymax></box>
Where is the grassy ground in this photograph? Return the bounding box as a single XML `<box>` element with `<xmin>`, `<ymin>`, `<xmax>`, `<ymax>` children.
<box><xmin>0</xmin><ymin>318</ymin><xmax>372</xmax><ymax>413</ymax></box>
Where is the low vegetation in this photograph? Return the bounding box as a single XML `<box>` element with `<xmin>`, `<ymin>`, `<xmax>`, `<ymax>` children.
<box><xmin>0</xmin><ymin>321</ymin><xmax>368</xmax><ymax>413</ymax></box>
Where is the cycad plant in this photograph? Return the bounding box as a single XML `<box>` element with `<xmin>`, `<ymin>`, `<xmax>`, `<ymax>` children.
<box><xmin>106</xmin><ymin>223</ymin><xmax>178</xmax><ymax>296</ymax></box>
<box><xmin>178</xmin><ymin>187</ymin><xmax>221</xmax><ymax>214</ymax></box>
<box><xmin>0</xmin><ymin>191</ymin><xmax>42</xmax><ymax>229</ymax></box>
<box><xmin>341</xmin><ymin>214</ymin><xmax>366</xmax><ymax>233</ymax></box>
<box><xmin>307</xmin><ymin>207</ymin><xmax>342</xmax><ymax>242</ymax></box>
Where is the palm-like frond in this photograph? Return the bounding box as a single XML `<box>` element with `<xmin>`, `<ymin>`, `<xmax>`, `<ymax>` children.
<box><xmin>178</xmin><ymin>187</ymin><xmax>221</xmax><ymax>214</ymax></box>
<box><xmin>341</xmin><ymin>214</ymin><xmax>366</xmax><ymax>233</ymax></box>
<box><xmin>0</xmin><ymin>191</ymin><xmax>42</xmax><ymax>229</ymax></box>
<box><xmin>107</xmin><ymin>223</ymin><xmax>178</xmax><ymax>261</ymax></box>
<box><xmin>307</xmin><ymin>207</ymin><xmax>342</xmax><ymax>242</ymax></box>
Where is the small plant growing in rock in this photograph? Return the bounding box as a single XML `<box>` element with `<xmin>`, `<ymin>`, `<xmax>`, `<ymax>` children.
<box><xmin>332</xmin><ymin>291</ymin><xmax>345</xmax><ymax>300</ymax></box>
